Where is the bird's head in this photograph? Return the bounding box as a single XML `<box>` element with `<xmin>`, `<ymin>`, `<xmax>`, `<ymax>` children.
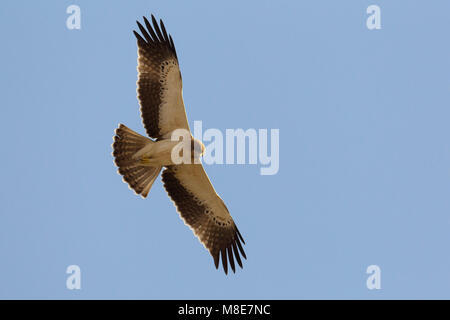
<box><xmin>191</xmin><ymin>138</ymin><xmax>205</xmax><ymax>159</ymax></box>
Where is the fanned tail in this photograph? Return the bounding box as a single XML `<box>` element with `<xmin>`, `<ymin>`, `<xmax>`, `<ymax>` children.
<box><xmin>112</xmin><ymin>124</ymin><xmax>161</xmax><ymax>198</ymax></box>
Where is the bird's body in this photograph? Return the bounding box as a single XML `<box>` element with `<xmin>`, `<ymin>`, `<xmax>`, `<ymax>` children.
<box><xmin>112</xmin><ymin>15</ymin><xmax>246</xmax><ymax>274</ymax></box>
<box><xmin>133</xmin><ymin>135</ymin><xmax>181</xmax><ymax>166</ymax></box>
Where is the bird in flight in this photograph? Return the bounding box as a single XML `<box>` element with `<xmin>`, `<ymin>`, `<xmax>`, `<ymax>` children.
<box><xmin>112</xmin><ymin>14</ymin><xmax>246</xmax><ymax>274</ymax></box>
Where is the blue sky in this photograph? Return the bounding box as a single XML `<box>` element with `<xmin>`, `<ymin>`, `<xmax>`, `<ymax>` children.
<box><xmin>0</xmin><ymin>0</ymin><xmax>449</xmax><ymax>299</ymax></box>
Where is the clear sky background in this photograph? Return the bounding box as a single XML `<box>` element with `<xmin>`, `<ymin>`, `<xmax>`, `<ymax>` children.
<box><xmin>0</xmin><ymin>0</ymin><xmax>449</xmax><ymax>299</ymax></box>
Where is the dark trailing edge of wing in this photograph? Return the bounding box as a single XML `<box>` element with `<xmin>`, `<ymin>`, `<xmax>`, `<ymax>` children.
<box><xmin>133</xmin><ymin>14</ymin><xmax>178</xmax><ymax>60</ymax></box>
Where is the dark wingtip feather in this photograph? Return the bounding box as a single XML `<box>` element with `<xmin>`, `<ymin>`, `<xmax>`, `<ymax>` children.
<box><xmin>213</xmin><ymin>252</ymin><xmax>219</xmax><ymax>269</ymax></box>
<box><xmin>221</xmin><ymin>248</ymin><xmax>228</xmax><ymax>275</ymax></box>
<box><xmin>235</xmin><ymin>235</ymin><xmax>247</xmax><ymax>260</ymax></box>
<box><xmin>169</xmin><ymin>35</ymin><xmax>177</xmax><ymax>58</ymax></box>
<box><xmin>232</xmin><ymin>242</ymin><xmax>243</xmax><ymax>268</ymax></box>
<box><xmin>227</xmin><ymin>245</ymin><xmax>236</xmax><ymax>273</ymax></box>
<box><xmin>151</xmin><ymin>15</ymin><xmax>164</xmax><ymax>42</ymax></box>
<box><xmin>160</xmin><ymin>19</ymin><xmax>169</xmax><ymax>42</ymax></box>
<box><xmin>235</xmin><ymin>226</ymin><xmax>245</xmax><ymax>245</ymax></box>
<box><xmin>133</xmin><ymin>30</ymin><xmax>146</xmax><ymax>43</ymax></box>
<box><xmin>151</xmin><ymin>14</ymin><xmax>157</xmax><ymax>25</ymax></box>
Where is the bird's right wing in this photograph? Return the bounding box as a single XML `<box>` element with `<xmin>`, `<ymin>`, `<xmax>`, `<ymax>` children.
<box><xmin>133</xmin><ymin>15</ymin><xmax>190</xmax><ymax>140</ymax></box>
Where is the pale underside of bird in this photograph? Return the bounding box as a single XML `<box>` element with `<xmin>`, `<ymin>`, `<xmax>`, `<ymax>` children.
<box><xmin>112</xmin><ymin>14</ymin><xmax>246</xmax><ymax>274</ymax></box>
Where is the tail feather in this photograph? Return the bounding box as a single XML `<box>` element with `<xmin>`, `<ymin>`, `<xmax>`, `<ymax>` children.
<box><xmin>112</xmin><ymin>124</ymin><xmax>161</xmax><ymax>198</ymax></box>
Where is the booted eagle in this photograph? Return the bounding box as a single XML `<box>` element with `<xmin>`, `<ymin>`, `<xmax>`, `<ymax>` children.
<box><xmin>112</xmin><ymin>15</ymin><xmax>246</xmax><ymax>274</ymax></box>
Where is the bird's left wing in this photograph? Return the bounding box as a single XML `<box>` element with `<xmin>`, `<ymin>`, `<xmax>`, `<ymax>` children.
<box><xmin>133</xmin><ymin>15</ymin><xmax>190</xmax><ymax>140</ymax></box>
<box><xmin>162</xmin><ymin>165</ymin><xmax>246</xmax><ymax>274</ymax></box>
